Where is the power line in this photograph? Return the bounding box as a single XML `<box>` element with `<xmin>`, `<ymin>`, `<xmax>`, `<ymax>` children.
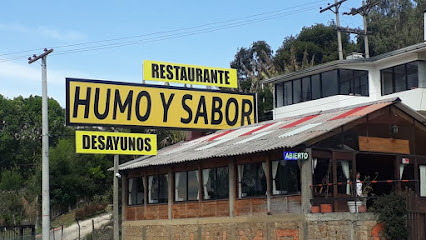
<box><xmin>0</xmin><ymin>1</ymin><xmax>327</xmax><ymax>62</ymax></box>
<box><xmin>51</xmin><ymin>6</ymin><xmax>322</xmax><ymax>56</ymax></box>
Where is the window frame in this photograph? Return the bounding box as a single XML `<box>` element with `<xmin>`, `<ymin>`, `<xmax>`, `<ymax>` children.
<box><xmin>279</xmin><ymin>69</ymin><xmax>368</xmax><ymax>107</ymax></box>
<box><xmin>174</xmin><ymin>170</ymin><xmax>199</xmax><ymax>202</ymax></box>
<box><xmin>147</xmin><ymin>173</ymin><xmax>168</xmax><ymax>204</ymax></box>
<box><xmin>128</xmin><ymin>177</ymin><xmax>144</xmax><ymax>206</ymax></box>
<box><xmin>381</xmin><ymin>61</ymin><xmax>420</xmax><ymax>96</ymax></box>
<box><xmin>202</xmin><ymin>166</ymin><xmax>229</xmax><ymax>200</ymax></box>
<box><xmin>271</xmin><ymin>160</ymin><xmax>301</xmax><ymax>196</ymax></box>
<box><xmin>237</xmin><ymin>162</ymin><xmax>267</xmax><ymax>198</ymax></box>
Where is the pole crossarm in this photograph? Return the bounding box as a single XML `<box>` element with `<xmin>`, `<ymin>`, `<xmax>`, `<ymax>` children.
<box><xmin>337</xmin><ymin>26</ymin><xmax>371</xmax><ymax>35</ymax></box>
<box><xmin>28</xmin><ymin>49</ymin><xmax>54</xmax><ymax>64</ymax></box>
<box><xmin>319</xmin><ymin>0</ymin><xmax>347</xmax><ymax>14</ymax></box>
<box><xmin>343</xmin><ymin>0</ymin><xmax>380</xmax><ymax>16</ymax></box>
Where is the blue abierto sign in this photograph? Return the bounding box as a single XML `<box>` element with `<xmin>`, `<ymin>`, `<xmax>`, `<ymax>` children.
<box><xmin>283</xmin><ymin>151</ymin><xmax>309</xmax><ymax>160</ymax></box>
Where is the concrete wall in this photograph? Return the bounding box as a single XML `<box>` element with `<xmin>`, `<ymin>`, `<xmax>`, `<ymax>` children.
<box><xmin>122</xmin><ymin>213</ymin><xmax>382</xmax><ymax>240</ymax></box>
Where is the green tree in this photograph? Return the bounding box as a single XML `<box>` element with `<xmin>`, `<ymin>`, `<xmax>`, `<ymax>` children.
<box><xmin>362</xmin><ymin>0</ymin><xmax>424</xmax><ymax>56</ymax></box>
<box><xmin>230</xmin><ymin>41</ymin><xmax>277</xmax><ymax>122</ymax></box>
<box><xmin>49</xmin><ymin>137</ymin><xmax>113</xmax><ymax>214</ymax></box>
<box><xmin>274</xmin><ymin>23</ymin><xmax>354</xmax><ymax>72</ymax></box>
<box><xmin>0</xmin><ymin>169</ymin><xmax>23</xmax><ymax>191</ymax></box>
<box><xmin>0</xmin><ymin>95</ymin><xmax>70</xmax><ymax>178</ymax></box>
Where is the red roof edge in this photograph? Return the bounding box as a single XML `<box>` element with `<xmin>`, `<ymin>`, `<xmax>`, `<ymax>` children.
<box><xmin>240</xmin><ymin>123</ymin><xmax>274</xmax><ymax>136</ymax></box>
<box><xmin>207</xmin><ymin>130</ymin><xmax>235</xmax><ymax>141</ymax></box>
<box><xmin>329</xmin><ymin>105</ymin><xmax>369</xmax><ymax>121</ymax></box>
<box><xmin>280</xmin><ymin>114</ymin><xmax>320</xmax><ymax>129</ymax></box>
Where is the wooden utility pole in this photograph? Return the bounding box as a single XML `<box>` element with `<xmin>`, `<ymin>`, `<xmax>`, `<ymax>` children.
<box><xmin>344</xmin><ymin>0</ymin><xmax>380</xmax><ymax>58</ymax></box>
<box><xmin>320</xmin><ymin>0</ymin><xmax>347</xmax><ymax>60</ymax></box>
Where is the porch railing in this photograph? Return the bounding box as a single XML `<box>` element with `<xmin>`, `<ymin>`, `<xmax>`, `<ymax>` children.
<box><xmin>309</xmin><ymin>179</ymin><xmax>419</xmax><ymax>213</ymax></box>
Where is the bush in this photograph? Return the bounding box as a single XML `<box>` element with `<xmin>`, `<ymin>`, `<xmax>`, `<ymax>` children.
<box><xmin>75</xmin><ymin>203</ymin><xmax>108</xmax><ymax>221</ymax></box>
<box><xmin>371</xmin><ymin>192</ymin><xmax>407</xmax><ymax>240</ymax></box>
<box><xmin>84</xmin><ymin>221</ymin><xmax>113</xmax><ymax>240</ymax></box>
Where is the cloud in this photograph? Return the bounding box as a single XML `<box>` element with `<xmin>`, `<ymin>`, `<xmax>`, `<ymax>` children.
<box><xmin>0</xmin><ymin>22</ymin><xmax>87</xmax><ymax>41</ymax></box>
<box><xmin>37</xmin><ymin>26</ymin><xmax>87</xmax><ymax>41</ymax></box>
<box><xmin>0</xmin><ymin>60</ymin><xmax>91</xmax><ymax>107</ymax></box>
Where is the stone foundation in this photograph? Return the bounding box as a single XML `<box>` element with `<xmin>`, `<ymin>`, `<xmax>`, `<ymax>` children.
<box><xmin>122</xmin><ymin>213</ymin><xmax>380</xmax><ymax>240</ymax></box>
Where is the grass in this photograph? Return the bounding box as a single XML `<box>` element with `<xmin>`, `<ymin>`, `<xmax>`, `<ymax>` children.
<box><xmin>51</xmin><ymin>210</ymin><xmax>76</xmax><ymax>228</ymax></box>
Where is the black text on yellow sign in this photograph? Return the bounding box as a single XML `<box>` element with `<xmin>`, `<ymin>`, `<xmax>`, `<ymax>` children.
<box><xmin>143</xmin><ymin>60</ymin><xmax>238</xmax><ymax>88</ymax></box>
<box><xmin>66</xmin><ymin>78</ymin><xmax>256</xmax><ymax>130</ymax></box>
<box><xmin>75</xmin><ymin>131</ymin><xmax>157</xmax><ymax>155</ymax></box>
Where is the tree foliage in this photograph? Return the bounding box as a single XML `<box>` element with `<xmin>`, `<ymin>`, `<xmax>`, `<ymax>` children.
<box><xmin>274</xmin><ymin>23</ymin><xmax>355</xmax><ymax>72</ymax></box>
<box><xmin>230</xmin><ymin>24</ymin><xmax>355</xmax><ymax>122</ymax></box>
<box><xmin>49</xmin><ymin>138</ymin><xmax>113</xmax><ymax>214</ymax></box>
<box><xmin>361</xmin><ymin>0</ymin><xmax>425</xmax><ymax>55</ymax></box>
<box><xmin>0</xmin><ymin>95</ymin><xmax>115</xmax><ymax>223</ymax></box>
<box><xmin>371</xmin><ymin>193</ymin><xmax>407</xmax><ymax>239</ymax></box>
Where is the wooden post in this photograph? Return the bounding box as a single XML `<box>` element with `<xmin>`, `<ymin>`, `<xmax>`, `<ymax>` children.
<box><xmin>143</xmin><ymin>175</ymin><xmax>148</xmax><ymax>218</ymax></box>
<box><xmin>266</xmin><ymin>157</ymin><xmax>271</xmax><ymax>214</ymax></box>
<box><xmin>198</xmin><ymin>163</ymin><xmax>202</xmax><ymax>215</ymax></box>
<box><xmin>168</xmin><ymin>169</ymin><xmax>173</xmax><ymax>220</ymax></box>
<box><xmin>228</xmin><ymin>160</ymin><xmax>235</xmax><ymax>217</ymax></box>
<box><xmin>301</xmin><ymin>148</ymin><xmax>313</xmax><ymax>213</ymax></box>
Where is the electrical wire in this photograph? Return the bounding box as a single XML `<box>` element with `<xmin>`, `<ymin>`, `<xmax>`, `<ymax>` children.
<box><xmin>0</xmin><ymin>0</ymin><xmax>327</xmax><ymax>62</ymax></box>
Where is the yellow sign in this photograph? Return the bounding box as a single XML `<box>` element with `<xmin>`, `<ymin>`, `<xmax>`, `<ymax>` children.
<box><xmin>66</xmin><ymin>78</ymin><xmax>256</xmax><ymax>130</ymax></box>
<box><xmin>75</xmin><ymin>130</ymin><xmax>157</xmax><ymax>155</ymax></box>
<box><xmin>143</xmin><ymin>60</ymin><xmax>238</xmax><ymax>88</ymax></box>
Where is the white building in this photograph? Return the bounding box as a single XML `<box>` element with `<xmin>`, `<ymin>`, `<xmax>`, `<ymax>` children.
<box><xmin>264</xmin><ymin>42</ymin><xmax>426</xmax><ymax>119</ymax></box>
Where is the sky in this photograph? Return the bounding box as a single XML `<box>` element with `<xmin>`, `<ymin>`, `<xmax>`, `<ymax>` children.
<box><xmin>0</xmin><ymin>0</ymin><xmax>364</xmax><ymax>107</ymax></box>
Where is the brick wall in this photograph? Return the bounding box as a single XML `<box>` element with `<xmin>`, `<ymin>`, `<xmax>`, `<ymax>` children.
<box><xmin>122</xmin><ymin>213</ymin><xmax>381</xmax><ymax>240</ymax></box>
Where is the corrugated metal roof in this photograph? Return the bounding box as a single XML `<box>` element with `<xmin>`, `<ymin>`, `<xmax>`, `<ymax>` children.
<box><xmin>118</xmin><ymin>98</ymin><xmax>404</xmax><ymax>171</ymax></box>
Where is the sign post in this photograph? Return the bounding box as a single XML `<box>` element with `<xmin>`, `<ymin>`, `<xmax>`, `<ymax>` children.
<box><xmin>113</xmin><ymin>134</ymin><xmax>119</xmax><ymax>240</ymax></box>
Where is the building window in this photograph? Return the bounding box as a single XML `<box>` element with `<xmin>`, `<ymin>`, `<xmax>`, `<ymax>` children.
<box><xmin>381</xmin><ymin>61</ymin><xmax>419</xmax><ymax>96</ymax></box>
<box><xmin>339</xmin><ymin>69</ymin><xmax>352</xmax><ymax>95</ymax></box>
<box><xmin>279</xmin><ymin>69</ymin><xmax>369</xmax><ymax>106</ymax></box>
<box><xmin>175</xmin><ymin>170</ymin><xmax>199</xmax><ymax>202</ymax></box>
<box><xmin>321</xmin><ymin>70</ymin><xmax>338</xmax><ymax>97</ymax></box>
<box><xmin>275</xmin><ymin>83</ymin><xmax>283</xmax><ymax>107</ymax></box>
<box><xmin>302</xmin><ymin>76</ymin><xmax>312</xmax><ymax>102</ymax></box>
<box><xmin>311</xmin><ymin>74</ymin><xmax>321</xmax><ymax>100</ymax></box>
<box><xmin>128</xmin><ymin>177</ymin><xmax>144</xmax><ymax>205</ymax></box>
<box><xmin>420</xmin><ymin>165</ymin><xmax>426</xmax><ymax>197</ymax></box>
<box><xmin>148</xmin><ymin>174</ymin><xmax>168</xmax><ymax>204</ymax></box>
<box><xmin>338</xmin><ymin>69</ymin><xmax>369</xmax><ymax>96</ymax></box>
<box><xmin>293</xmin><ymin>79</ymin><xmax>302</xmax><ymax>104</ymax></box>
<box><xmin>336</xmin><ymin>160</ymin><xmax>352</xmax><ymax>195</ymax></box>
<box><xmin>284</xmin><ymin>81</ymin><xmax>293</xmax><ymax>106</ymax></box>
<box><xmin>272</xmin><ymin>160</ymin><xmax>300</xmax><ymax>195</ymax></box>
<box><xmin>238</xmin><ymin>162</ymin><xmax>267</xmax><ymax>198</ymax></box>
<box><xmin>312</xmin><ymin>158</ymin><xmax>334</xmax><ymax>196</ymax></box>
<box><xmin>354</xmin><ymin>70</ymin><xmax>369</xmax><ymax>96</ymax></box>
<box><xmin>202</xmin><ymin>167</ymin><xmax>229</xmax><ymax>200</ymax></box>
<box><xmin>406</xmin><ymin>62</ymin><xmax>418</xmax><ymax>90</ymax></box>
